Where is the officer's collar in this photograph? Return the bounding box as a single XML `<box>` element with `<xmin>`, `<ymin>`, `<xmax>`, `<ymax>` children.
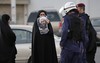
<box><xmin>69</xmin><ymin>12</ymin><xmax>78</xmax><ymax>16</ymax></box>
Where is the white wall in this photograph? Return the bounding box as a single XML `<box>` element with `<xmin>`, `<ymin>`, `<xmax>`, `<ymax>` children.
<box><xmin>28</xmin><ymin>0</ymin><xmax>75</xmax><ymax>15</ymax></box>
<box><xmin>89</xmin><ymin>0</ymin><xmax>100</xmax><ymax>18</ymax></box>
<box><xmin>28</xmin><ymin>0</ymin><xmax>100</xmax><ymax>18</ymax></box>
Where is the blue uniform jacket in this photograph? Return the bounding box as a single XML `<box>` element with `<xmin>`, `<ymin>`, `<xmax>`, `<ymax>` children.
<box><xmin>79</xmin><ymin>13</ymin><xmax>89</xmax><ymax>47</ymax></box>
<box><xmin>60</xmin><ymin>13</ymin><xmax>88</xmax><ymax>52</ymax></box>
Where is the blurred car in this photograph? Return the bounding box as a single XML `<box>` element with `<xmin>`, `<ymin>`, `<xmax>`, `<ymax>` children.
<box><xmin>27</xmin><ymin>10</ymin><xmax>62</xmax><ymax>36</ymax></box>
<box><xmin>10</xmin><ymin>25</ymin><xmax>61</xmax><ymax>63</ymax></box>
<box><xmin>91</xmin><ymin>18</ymin><xmax>100</xmax><ymax>45</ymax></box>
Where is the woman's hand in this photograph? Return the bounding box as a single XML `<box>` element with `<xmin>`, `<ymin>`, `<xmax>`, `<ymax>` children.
<box><xmin>46</xmin><ymin>19</ymin><xmax>50</xmax><ymax>24</ymax></box>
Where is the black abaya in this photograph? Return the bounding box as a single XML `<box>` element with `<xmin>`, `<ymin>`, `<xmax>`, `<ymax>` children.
<box><xmin>32</xmin><ymin>19</ymin><xmax>58</xmax><ymax>63</ymax></box>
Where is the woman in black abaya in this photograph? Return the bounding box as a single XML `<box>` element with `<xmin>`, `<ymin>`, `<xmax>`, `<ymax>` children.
<box><xmin>0</xmin><ymin>14</ymin><xmax>17</xmax><ymax>63</ymax></box>
<box><xmin>32</xmin><ymin>10</ymin><xmax>58</xmax><ymax>63</ymax></box>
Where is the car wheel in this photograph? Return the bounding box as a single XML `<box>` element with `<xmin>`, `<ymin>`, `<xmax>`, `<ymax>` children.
<box><xmin>28</xmin><ymin>56</ymin><xmax>32</xmax><ymax>63</ymax></box>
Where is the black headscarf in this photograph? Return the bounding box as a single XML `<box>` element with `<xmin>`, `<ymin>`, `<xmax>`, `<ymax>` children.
<box><xmin>2</xmin><ymin>14</ymin><xmax>10</xmax><ymax>24</ymax></box>
<box><xmin>36</xmin><ymin>10</ymin><xmax>47</xmax><ymax>18</ymax></box>
<box><xmin>32</xmin><ymin>10</ymin><xmax>58</xmax><ymax>63</ymax></box>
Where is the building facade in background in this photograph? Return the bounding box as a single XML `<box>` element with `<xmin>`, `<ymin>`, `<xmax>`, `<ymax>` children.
<box><xmin>0</xmin><ymin>0</ymin><xmax>29</xmax><ymax>24</ymax></box>
<box><xmin>0</xmin><ymin>0</ymin><xmax>100</xmax><ymax>24</ymax></box>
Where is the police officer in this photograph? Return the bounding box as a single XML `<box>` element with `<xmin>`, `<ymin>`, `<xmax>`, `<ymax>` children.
<box><xmin>60</xmin><ymin>2</ymin><xmax>88</xmax><ymax>63</ymax></box>
<box><xmin>77</xmin><ymin>3</ymin><xmax>97</xmax><ymax>63</ymax></box>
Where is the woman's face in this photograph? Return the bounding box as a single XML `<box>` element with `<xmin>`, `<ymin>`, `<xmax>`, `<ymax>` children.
<box><xmin>39</xmin><ymin>12</ymin><xmax>46</xmax><ymax>17</ymax></box>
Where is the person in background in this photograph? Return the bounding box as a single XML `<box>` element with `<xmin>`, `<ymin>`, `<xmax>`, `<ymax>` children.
<box><xmin>76</xmin><ymin>3</ymin><xmax>97</xmax><ymax>63</ymax></box>
<box><xmin>32</xmin><ymin>10</ymin><xmax>58</xmax><ymax>63</ymax></box>
<box><xmin>60</xmin><ymin>2</ymin><xmax>88</xmax><ymax>63</ymax></box>
<box><xmin>59</xmin><ymin>6</ymin><xmax>66</xmax><ymax>36</ymax></box>
<box><xmin>0</xmin><ymin>14</ymin><xmax>17</xmax><ymax>63</ymax></box>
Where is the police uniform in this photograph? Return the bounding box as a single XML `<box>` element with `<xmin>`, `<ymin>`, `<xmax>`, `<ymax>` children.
<box><xmin>60</xmin><ymin>2</ymin><xmax>88</xmax><ymax>63</ymax></box>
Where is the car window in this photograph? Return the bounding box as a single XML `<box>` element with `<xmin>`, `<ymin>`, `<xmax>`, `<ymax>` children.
<box><xmin>47</xmin><ymin>12</ymin><xmax>61</xmax><ymax>21</ymax></box>
<box><xmin>12</xmin><ymin>29</ymin><xmax>32</xmax><ymax>44</ymax></box>
<box><xmin>27</xmin><ymin>11</ymin><xmax>61</xmax><ymax>22</ymax></box>
<box><xmin>91</xmin><ymin>19</ymin><xmax>100</xmax><ymax>27</ymax></box>
<box><xmin>28</xmin><ymin>12</ymin><xmax>37</xmax><ymax>22</ymax></box>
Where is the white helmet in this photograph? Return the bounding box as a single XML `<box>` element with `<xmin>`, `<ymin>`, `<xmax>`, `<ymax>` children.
<box><xmin>59</xmin><ymin>6</ymin><xmax>66</xmax><ymax>16</ymax></box>
<box><xmin>64</xmin><ymin>2</ymin><xmax>76</xmax><ymax>13</ymax></box>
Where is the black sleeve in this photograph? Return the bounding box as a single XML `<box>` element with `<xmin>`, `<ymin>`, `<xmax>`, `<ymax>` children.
<box><xmin>48</xmin><ymin>23</ymin><xmax>54</xmax><ymax>35</ymax></box>
<box><xmin>86</xmin><ymin>17</ymin><xmax>97</xmax><ymax>52</ymax></box>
